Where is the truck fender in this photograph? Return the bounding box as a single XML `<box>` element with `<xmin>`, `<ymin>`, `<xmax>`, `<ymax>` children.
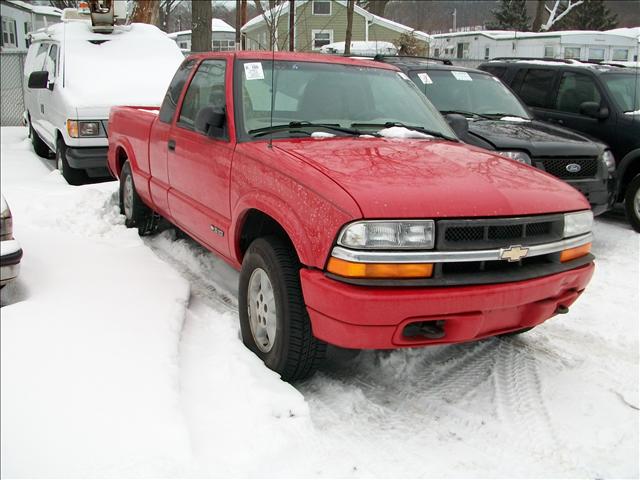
<box><xmin>617</xmin><ymin>148</ymin><xmax>640</xmax><ymax>200</ymax></box>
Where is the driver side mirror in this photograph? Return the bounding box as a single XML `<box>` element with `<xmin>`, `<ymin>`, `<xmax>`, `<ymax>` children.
<box><xmin>580</xmin><ymin>101</ymin><xmax>609</xmax><ymax>120</ymax></box>
<box><xmin>28</xmin><ymin>70</ymin><xmax>49</xmax><ymax>89</ymax></box>
<box><xmin>444</xmin><ymin>113</ymin><xmax>469</xmax><ymax>139</ymax></box>
<box><xmin>194</xmin><ymin>106</ymin><xmax>226</xmax><ymax>138</ymax></box>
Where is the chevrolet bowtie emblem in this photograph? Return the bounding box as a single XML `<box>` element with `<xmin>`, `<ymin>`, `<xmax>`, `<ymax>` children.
<box><xmin>500</xmin><ymin>245</ymin><xmax>529</xmax><ymax>262</ymax></box>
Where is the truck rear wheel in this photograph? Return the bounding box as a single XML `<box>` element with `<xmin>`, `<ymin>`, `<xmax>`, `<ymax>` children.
<box><xmin>119</xmin><ymin>161</ymin><xmax>157</xmax><ymax>236</ymax></box>
<box><xmin>30</xmin><ymin>123</ymin><xmax>51</xmax><ymax>158</ymax></box>
<box><xmin>624</xmin><ymin>174</ymin><xmax>640</xmax><ymax>233</ymax></box>
<box><xmin>56</xmin><ymin>138</ymin><xmax>88</xmax><ymax>186</ymax></box>
<box><xmin>239</xmin><ymin>236</ymin><xmax>326</xmax><ymax>382</ymax></box>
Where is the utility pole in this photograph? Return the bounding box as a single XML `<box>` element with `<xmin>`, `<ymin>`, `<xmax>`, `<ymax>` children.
<box><xmin>289</xmin><ymin>0</ymin><xmax>295</xmax><ymax>51</ymax></box>
<box><xmin>345</xmin><ymin>0</ymin><xmax>355</xmax><ymax>55</ymax></box>
<box><xmin>452</xmin><ymin>8</ymin><xmax>456</xmax><ymax>32</ymax></box>
<box><xmin>241</xmin><ymin>0</ymin><xmax>247</xmax><ymax>49</ymax></box>
<box><xmin>235</xmin><ymin>0</ymin><xmax>241</xmax><ymax>50</ymax></box>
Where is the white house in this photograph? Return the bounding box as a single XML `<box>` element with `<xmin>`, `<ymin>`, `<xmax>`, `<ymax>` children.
<box><xmin>430</xmin><ymin>28</ymin><xmax>640</xmax><ymax>63</ymax></box>
<box><xmin>168</xmin><ymin>18</ymin><xmax>236</xmax><ymax>52</ymax></box>
<box><xmin>0</xmin><ymin>0</ymin><xmax>61</xmax><ymax>50</ymax></box>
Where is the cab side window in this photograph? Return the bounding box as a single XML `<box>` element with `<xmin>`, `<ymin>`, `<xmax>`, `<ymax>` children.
<box><xmin>178</xmin><ymin>59</ymin><xmax>226</xmax><ymax>131</ymax></box>
<box><xmin>555</xmin><ymin>72</ymin><xmax>602</xmax><ymax>114</ymax></box>
<box><xmin>44</xmin><ymin>44</ymin><xmax>58</xmax><ymax>80</ymax></box>
<box><xmin>33</xmin><ymin>42</ymin><xmax>49</xmax><ymax>71</ymax></box>
<box><xmin>517</xmin><ymin>68</ymin><xmax>556</xmax><ymax>108</ymax></box>
<box><xmin>158</xmin><ymin>59</ymin><xmax>197</xmax><ymax>124</ymax></box>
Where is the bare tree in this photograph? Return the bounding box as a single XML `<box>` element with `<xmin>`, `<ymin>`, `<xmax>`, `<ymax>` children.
<box><xmin>344</xmin><ymin>0</ymin><xmax>355</xmax><ymax>55</ymax></box>
<box><xmin>541</xmin><ymin>0</ymin><xmax>584</xmax><ymax>31</ymax></box>
<box><xmin>532</xmin><ymin>0</ymin><xmax>546</xmax><ymax>31</ymax></box>
<box><xmin>130</xmin><ymin>0</ymin><xmax>160</xmax><ymax>25</ymax></box>
<box><xmin>49</xmin><ymin>0</ymin><xmax>78</xmax><ymax>8</ymax></box>
<box><xmin>158</xmin><ymin>0</ymin><xmax>181</xmax><ymax>32</ymax></box>
<box><xmin>192</xmin><ymin>0</ymin><xmax>212</xmax><ymax>52</ymax></box>
<box><xmin>357</xmin><ymin>0</ymin><xmax>390</xmax><ymax>17</ymax></box>
<box><xmin>252</xmin><ymin>0</ymin><xmax>286</xmax><ymax>49</ymax></box>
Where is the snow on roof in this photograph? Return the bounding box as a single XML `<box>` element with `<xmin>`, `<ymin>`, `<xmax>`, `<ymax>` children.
<box><xmin>432</xmin><ymin>28</ymin><xmax>640</xmax><ymax>41</ymax></box>
<box><xmin>5</xmin><ymin>0</ymin><xmax>62</xmax><ymax>17</ymax></box>
<box><xmin>167</xmin><ymin>18</ymin><xmax>235</xmax><ymax>38</ymax></box>
<box><xmin>242</xmin><ymin>0</ymin><xmax>430</xmax><ymax>41</ymax></box>
<box><xmin>320</xmin><ymin>40</ymin><xmax>396</xmax><ymax>55</ymax></box>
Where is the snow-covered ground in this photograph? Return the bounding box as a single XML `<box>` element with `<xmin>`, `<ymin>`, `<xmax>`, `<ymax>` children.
<box><xmin>1</xmin><ymin>126</ymin><xmax>638</xmax><ymax>478</ymax></box>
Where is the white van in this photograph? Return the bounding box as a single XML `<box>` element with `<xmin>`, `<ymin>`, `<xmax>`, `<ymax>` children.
<box><xmin>24</xmin><ymin>15</ymin><xmax>184</xmax><ymax>185</ymax></box>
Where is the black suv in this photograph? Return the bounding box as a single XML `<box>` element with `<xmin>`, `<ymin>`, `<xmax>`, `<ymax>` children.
<box><xmin>374</xmin><ymin>56</ymin><xmax>615</xmax><ymax>216</ymax></box>
<box><xmin>479</xmin><ymin>59</ymin><xmax>640</xmax><ymax>231</ymax></box>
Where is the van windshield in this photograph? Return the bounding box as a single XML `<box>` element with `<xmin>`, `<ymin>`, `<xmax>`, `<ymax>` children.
<box><xmin>409</xmin><ymin>69</ymin><xmax>531</xmax><ymax>119</ymax></box>
<box><xmin>238</xmin><ymin>60</ymin><xmax>456</xmax><ymax>139</ymax></box>
<box><xmin>601</xmin><ymin>72</ymin><xmax>640</xmax><ymax>113</ymax></box>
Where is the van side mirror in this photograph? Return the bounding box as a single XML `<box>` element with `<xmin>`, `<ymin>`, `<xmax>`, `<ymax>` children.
<box><xmin>194</xmin><ymin>106</ymin><xmax>226</xmax><ymax>138</ymax></box>
<box><xmin>444</xmin><ymin>113</ymin><xmax>469</xmax><ymax>139</ymax></box>
<box><xmin>580</xmin><ymin>101</ymin><xmax>609</xmax><ymax>120</ymax></box>
<box><xmin>28</xmin><ymin>70</ymin><xmax>49</xmax><ymax>89</ymax></box>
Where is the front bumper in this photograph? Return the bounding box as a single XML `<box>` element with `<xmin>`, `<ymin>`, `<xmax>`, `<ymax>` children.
<box><xmin>300</xmin><ymin>262</ymin><xmax>594</xmax><ymax>349</ymax></box>
<box><xmin>65</xmin><ymin>146</ymin><xmax>109</xmax><ymax>170</ymax></box>
<box><xmin>1</xmin><ymin>240</ymin><xmax>23</xmax><ymax>286</ymax></box>
<box><xmin>566</xmin><ymin>176</ymin><xmax>615</xmax><ymax>216</ymax></box>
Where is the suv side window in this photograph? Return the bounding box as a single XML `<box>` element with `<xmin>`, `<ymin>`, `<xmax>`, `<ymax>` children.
<box><xmin>482</xmin><ymin>65</ymin><xmax>506</xmax><ymax>79</ymax></box>
<box><xmin>178</xmin><ymin>59</ymin><xmax>226</xmax><ymax>131</ymax></box>
<box><xmin>158</xmin><ymin>59</ymin><xmax>197</xmax><ymax>124</ymax></box>
<box><xmin>517</xmin><ymin>68</ymin><xmax>556</xmax><ymax>108</ymax></box>
<box><xmin>555</xmin><ymin>71</ymin><xmax>602</xmax><ymax>114</ymax></box>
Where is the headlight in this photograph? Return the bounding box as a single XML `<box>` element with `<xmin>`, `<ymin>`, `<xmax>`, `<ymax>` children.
<box><xmin>498</xmin><ymin>151</ymin><xmax>531</xmax><ymax>165</ymax></box>
<box><xmin>337</xmin><ymin>220</ymin><xmax>435</xmax><ymax>250</ymax></box>
<box><xmin>1</xmin><ymin>198</ymin><xmax>13</xmax><ymax>241</ymax></box>
<box><xmin>600</xmin><ymin>150</ymin><xmax>615</xmax><ymax>173</ymax></box>
<box><xmin>563</xmin><ymin>211</ymin><xmax>593</xmax><ymax>238</ymax></box>
<box><xmin>67</xmin><ymin>120</ymin><xmax>103</xmax><ymax>138</ymax></box>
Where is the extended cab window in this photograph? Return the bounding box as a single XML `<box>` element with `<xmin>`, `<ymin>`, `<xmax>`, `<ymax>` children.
<box><xmin>159</xmin><ymin>59</ymin><xmax>196</xmax><ymax>124</ymax></box>
<box><xmin>178</xmin><ymin>59</ymin><xmax>226</xmax><ymax>130</ymax></box>
<box><xmin>517</xmin><ymin>68</ymin><xmax>556</xmax><ymax>108</ymax></box>
<box><xmin>555</xmin><ymin>72</ymin><xmax>602</xmax><ymax>114</ymax></box>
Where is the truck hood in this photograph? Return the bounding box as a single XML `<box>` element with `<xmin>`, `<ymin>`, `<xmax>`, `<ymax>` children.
<box><xmin>468</xmin><ymin>119</ymin><xmax>603</xmax><ymax>157</ymax></box>
<box><xmin>275</xmin><ymin>137</ymin><xmax>589</xmax><ymax>218</ymax></box>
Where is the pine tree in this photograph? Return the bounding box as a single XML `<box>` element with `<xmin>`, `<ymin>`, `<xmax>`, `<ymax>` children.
<box><xmin>488</xmin><ymin>0</ymin><xmax>531</xmax><ymax>31</ymax></box>
<box><xmin>553</xmin><ymin>0</ymin><xmax>618</xmax><ymax>31</ymax></box>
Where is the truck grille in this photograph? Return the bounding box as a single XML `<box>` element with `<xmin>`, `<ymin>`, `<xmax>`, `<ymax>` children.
<box><xmin>437</xmin><ymin>214</ymin><xmax>564</xmax><ymax>250</ymax></box>
<box><xmin>539</xmin><ymin>157</ymin><xmax>598</xmax><ymax>179</ymax></box>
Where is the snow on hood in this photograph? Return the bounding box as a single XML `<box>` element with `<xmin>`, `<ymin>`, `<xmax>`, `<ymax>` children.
<box><xmin>624</xmin><ymin>110</ymin><xmax>640</xmax><ymax>115</ymax></box>
<box><xmin>378</xmin><ymin>126</ymin><xmax>434</xmax><ymax>139</ymax></box>
<box><xmin>61</xmin><ymin>23</ymin><xmax>184</xmax><ymax>109</ymax></box>
<box><xmin>311</xmin><ymin>131</ymin><xmax>336</xmax><ymax>138</ymax></box>
<box><xmin>500</xmin><ymin>116</ymin><xmax>530</xmax><ymax>122</ymax></box>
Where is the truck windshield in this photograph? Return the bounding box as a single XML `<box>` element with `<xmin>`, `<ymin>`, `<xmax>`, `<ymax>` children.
<box><xmin>408</xmin><ymin>69</ymin><xmax>531</xmax><ymax>119</ymax></box>
<box><xmin>238</xmin><ymin>60</ymin><xmax>455</xmax><ymax>139</ymax></box>
<box><xmin>601</xmin><ymin>73</ymin><xmax>640</xmax><ymax>113</ymax></box>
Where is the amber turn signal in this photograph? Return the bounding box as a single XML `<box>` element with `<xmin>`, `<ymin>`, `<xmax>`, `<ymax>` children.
<box><xmin>327</xmin><ymin>257</ymin><xmax>433</xmax><ymax>279</ymax></box>
<box><xmin>559</xmin><ymin>243</ymin><xmax>591</xmax><ymax>263</ymax></box>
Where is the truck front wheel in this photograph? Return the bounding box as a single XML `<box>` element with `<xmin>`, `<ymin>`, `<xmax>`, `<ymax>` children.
<box><xmin>624</xmin><ymin>174</ymin><xmax>640</xmax><ymax>233</ymax></box>
<box><xmin>119</xmin><ymin>161</ymin><xmax>156</xmax><ymax>236</ymax></box>
<box><xmin>239</xmin><ymin>236</ymin><xmax>326</xmax><ymax>382</ymax></box>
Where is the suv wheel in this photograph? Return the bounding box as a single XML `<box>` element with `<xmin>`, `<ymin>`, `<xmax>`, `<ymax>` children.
<box><xmin>56</xmin><ymin>138</ymin><xmax>87</xmax><ymax>186</ymax></box>
<box><xmin>30</xmin><ymin>122</ymin><xmax>51</xmax><ymax>158</ymax></box>
<box><xmin>625</xmin><ymin>174</ymin><xmax>640</xmax><ymax>233</ymax></box>
<box><xmin>239</xmin><ymin>236</ymin><xmax>326</xmax><ymax>382</ymax></box>
<box><xmin>119</xmin><ymin>161</ymin><xmax>157</xmax><ymax>236</ymax></box>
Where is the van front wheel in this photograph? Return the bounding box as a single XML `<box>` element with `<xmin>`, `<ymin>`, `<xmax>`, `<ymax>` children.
<box><xmin>625</xmin><ymin>174</ymin><xmax>640</xmax><ymax>233</ymax></box>
<box><xmin>30</xmin><ymin>122</ymin><xmax>51</xmax><ymax>158</ymax></box>
<box><xmin>56</xmin><ymin>138</ymin><xmax>87</xmax><ymax>186</ymax></box>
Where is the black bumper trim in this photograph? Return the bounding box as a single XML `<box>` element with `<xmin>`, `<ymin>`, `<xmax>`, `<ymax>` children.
<box><xmin>65</xmin><ymin>146</ymin><xmax>108</xmax><ymax>169</ymax></box>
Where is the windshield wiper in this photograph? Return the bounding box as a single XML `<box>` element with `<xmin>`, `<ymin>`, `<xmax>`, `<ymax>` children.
<box><xmin>352</xmin><ymin>122</ymin><xmax>455</xmax><ymax>140</ymax></box>
<box><xmin>249</xmin><ymin>121</ymin><xmax>368</xmax><ymax>138</ymax></box>
<box><xmin>440</xmin><ymin>109</ymin><xmax>490</xmax><ymax>119</ymax></box>
<box><xmin>481</xmin><ymin>113</ymin><xmax>530</xmax><ymax>120</ymax></box>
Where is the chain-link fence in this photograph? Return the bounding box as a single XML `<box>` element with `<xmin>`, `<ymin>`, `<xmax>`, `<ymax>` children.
<box><xmin>1</xmin><ymin>51</ymin><xmax>27</xmax><ymax>127</ymax></box>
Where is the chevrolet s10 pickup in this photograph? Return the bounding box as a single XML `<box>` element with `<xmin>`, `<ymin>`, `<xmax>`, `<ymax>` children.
<box><xmin>108</xmin><ymin>52</ymin><xmax>595</xmax><ymax>381</ymax></box>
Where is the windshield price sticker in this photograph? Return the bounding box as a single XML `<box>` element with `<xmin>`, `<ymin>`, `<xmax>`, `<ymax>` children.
<box><xmin>452</xmin><ymin>71</ymin><xmax>472</xmax><ymax>81</ymax></box>
<box><xmin>417</xmin><ymin>72</ymin><xmax>433</xmax><ymax>84</ymax></box>
<box><xmin>244</xmin><ymin>62</ymin><xmax>265</xmax><ymax>80</ymax></box>
<box><xmin>397</xmin><ymin>72</ymin><xmax>410</xmax><ymax>81</ymax></box>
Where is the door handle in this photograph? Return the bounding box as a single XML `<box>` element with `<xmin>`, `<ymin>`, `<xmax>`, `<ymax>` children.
<box><xmin>557</xmin><ymin>119</ymin><xmax>564</xmax><ymax>125</ymax></box>
<box><xmin>168</xmin><ymin>139</ymin><xmax>176</xmax><ymax>151</ymax></box>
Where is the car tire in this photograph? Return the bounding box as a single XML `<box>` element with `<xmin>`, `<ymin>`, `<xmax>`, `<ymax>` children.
<box><xmin>30</xmin><ymin>122</ymin><xmax>51</xmax><ymax>158</ymax></box>
<box><xmin>239</xmin><ymin>236</ymin><xmax>326</xmax><ymax>382</ymax></box>
<box><xmin>119</xmin><ymin>161</ymin><xmax>157</xmax><ymax>236</ymax></box>
<box><xmin>56</xmin><ymin>138</ymin><xmax>88</xmax><ymax>186</ymax></box>
<box><xmin>624</xmin><ymin>174</ymin><xmax>640</xmax><ymax>233</ymax></box>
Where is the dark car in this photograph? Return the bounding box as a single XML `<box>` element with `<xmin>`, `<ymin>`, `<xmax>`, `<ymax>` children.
<box><xmin>478</xmin><ymin>58</ymin><xmax>640</xmax><ymax>231</ymax></box>
<box><xmin>374</xmin><ymin>56</ymin><xmax>615</xmax><ymax>216</ymax></box>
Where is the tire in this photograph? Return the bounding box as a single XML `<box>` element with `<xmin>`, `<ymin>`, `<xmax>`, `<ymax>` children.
<box><xmin>30</xmin><ymin>122</ymin><xmax>51</xmax><ymax>158</ymax></box>
<box><xmin>56</xmin><ymin>138</ymin><xmax>88</xmax><ymax>186</ymax></box>
<box><xmin>119</xmin><ymin>161</ymin><xmax>156</xmax><ymax>236</ymax></box>
<box><xmin>239</xmin><ymin>236</ymin><xmax>326</xmax><ymax>382</ymax></box>
<box><xmin>624</xmin><ymin>174</ymin><xmax>640</xmax><ymax>233</ymax></box>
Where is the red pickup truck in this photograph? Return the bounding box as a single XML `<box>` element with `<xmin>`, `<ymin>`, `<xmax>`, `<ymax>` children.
<box><xmin>108</xmin><ymin>52</ymin><xmax>595</xmax><ymax>381</ymax></box>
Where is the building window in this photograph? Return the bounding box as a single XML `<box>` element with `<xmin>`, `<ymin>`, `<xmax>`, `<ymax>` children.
<box><xmin>544</xmin><ymin>45</ymin><xmax>554</xmax><ymax>58</ymax></box>
<box><xmin>456</xmin><ymin>42</ymin><xmax>469</xmax><ymax>59</ymax></box>
<box><xmin>24</xmin><ymin>21</ymin><xmax>32</xmax><ymax>47</ymax></box>
<box><xmin>612</xmin><ymin>48</ymin><xmax>628</xmax><ymax>61</ymax></box>
<box><xmin>2</xmin><ymin>17</ymin><xmax>17</xmax><ymax>48</ymax></box>
<box><xmin>212</xmin><ymin>39</ymin><xmax>236</xmax><ymax>52</ymax></box>
<box><xmin>433</xmin><ymin>48</ymin><xmax>440</xmax><ymax>57</ymax></box>
<box><xmin>312</xmin><ymin>29</ymin><xmax>333</xmax><ymax>50</ymax></box>
<box><xmin>312</xmin><ymin>1</ymin><xmax>331</xmax><ymax>15</ymax></box>
<box><xmin>179</xmin><ymin>42</ymin><xmax>188</xmax><ymax>49</ymax></box>
<box><xmin>588</xmin><ymin>48</ymin><xmax>605</xmax><ymax>61</ymax></box>
<box><xmin>484</xmin><ymin>46</ymin><xmax>490</xmax><ymax>60</ymax></box>
<box><xmin>564</xmin><ymin>47</ymin><xmax>581</xmax><ymax>59</ymax></box>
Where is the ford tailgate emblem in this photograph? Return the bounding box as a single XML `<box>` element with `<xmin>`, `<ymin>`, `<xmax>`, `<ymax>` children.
<box><xmin>566</xmin><ymin>163</ymin><xmax>582</xmax><ymax>173</ymax></box>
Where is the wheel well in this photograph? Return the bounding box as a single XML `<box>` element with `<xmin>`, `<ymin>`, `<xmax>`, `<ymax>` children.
<box><xmin>115</xmin><ymin>147</ymin><xmax>128</xmax><ymax>177</ymax></box>
<box><xmin>619</xmin><ymin>159</ymin><xmax>640</xmax><ymax>202</ymax></box>
<box><xmin>238</xmin><ymin>210</ymin><xmax>298</xmax><ymax>262</ymax></box>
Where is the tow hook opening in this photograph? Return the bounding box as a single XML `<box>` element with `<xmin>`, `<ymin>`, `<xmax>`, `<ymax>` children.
<box><xmin>403</xmin><ymin>320</ymin><xmax>446</xmax><ymax>340</ymax></box>
<box><xmin>556</xmin><ymin>305</ymin><xmax>570</xmax><ymax>314</ymax></box>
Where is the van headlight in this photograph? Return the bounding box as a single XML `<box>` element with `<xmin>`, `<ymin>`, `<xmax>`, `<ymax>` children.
<box><xmin>563</xmin><ymin>211</ymin><xmax>593</xmax><ymax>238</ymax></box>
<box><xmin>337</xmin><ymin>220</ymin><xmax>435</xmax><ymax>250</ymax></box>
<box><xmin>67</xmin><ymin>120</ymin><xmax>103</xmax><ymax>138</ymax></box>
<box><xmin>498</xmin><ymin>150</ymin><xmax>532</xmax><ymax>165</ymax></box>
<box><xmin>600</xmin><ymin>150</ymin><xmax>615</xmax><ymax>173</ymax></box>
